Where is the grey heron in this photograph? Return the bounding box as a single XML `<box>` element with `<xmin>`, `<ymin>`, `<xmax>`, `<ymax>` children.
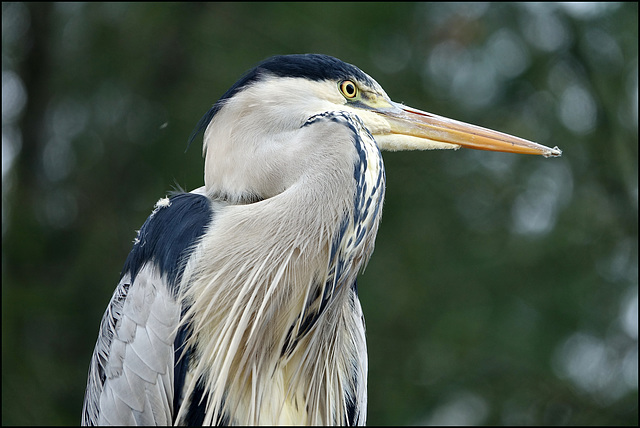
<box><xmin>82</xmin><ymin>54</ymin><xmax>561</xmax><ymax>425</ymax></box>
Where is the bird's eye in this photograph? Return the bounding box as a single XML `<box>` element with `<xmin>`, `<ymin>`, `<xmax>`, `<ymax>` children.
<box><xmin>340</xmin><ymin>80</ymin><xmax>358</xmax><ymax>99</ymax></box>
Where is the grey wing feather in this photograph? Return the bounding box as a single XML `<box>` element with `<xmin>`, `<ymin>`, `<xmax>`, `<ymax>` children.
<box><xmin>82</xmin><ymin>263</ymin><xmax>180</xmax><ymax>425</ymax></box>
<box><xmin>351</xmin><ymin>294</ymin><xmax>368</xmax><ymax>425</ymax></box>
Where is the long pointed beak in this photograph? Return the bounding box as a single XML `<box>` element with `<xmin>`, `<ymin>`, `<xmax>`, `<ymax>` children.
<box><xmin>373</xmin><ymin>101</ymin><xmax>562</xmax><ymax>157</ymax></box>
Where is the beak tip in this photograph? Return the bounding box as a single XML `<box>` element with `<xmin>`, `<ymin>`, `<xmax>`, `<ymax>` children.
<box><xmin>543</xmin><ymin>146</ymin><xmax>563</xmax><ymax>158</ymax></box>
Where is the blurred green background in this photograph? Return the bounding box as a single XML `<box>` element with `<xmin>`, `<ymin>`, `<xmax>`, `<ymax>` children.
<box><xmin>2</xmin><ymin>2</ymin><xmax>637</xmax><ymax>425</ymax></box>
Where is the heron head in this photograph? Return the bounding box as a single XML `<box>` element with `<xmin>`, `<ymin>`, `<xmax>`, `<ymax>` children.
<box><xmin>192</xmin><ymin>54</ymin><xmax>561</xmax><ymax>202</ymax></box>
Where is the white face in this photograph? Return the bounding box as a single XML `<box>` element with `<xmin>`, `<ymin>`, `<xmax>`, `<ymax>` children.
<box><xmin>201</xmin><ymin>75</ymin><xmax>384</xmax><ymax>203</ymax></box>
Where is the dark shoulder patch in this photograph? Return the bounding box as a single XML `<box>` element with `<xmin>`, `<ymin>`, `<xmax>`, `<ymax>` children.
<box><xmin>121</xmin><ymin>192</ymin><xmax>213</xmax><ymax>291</ymax></box>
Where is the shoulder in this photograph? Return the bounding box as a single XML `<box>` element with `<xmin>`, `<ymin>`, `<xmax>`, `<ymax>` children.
<box><xmin>121</xmin><ymin>192</ymin><xmax>214</xmax><ymax>290</ymax></box>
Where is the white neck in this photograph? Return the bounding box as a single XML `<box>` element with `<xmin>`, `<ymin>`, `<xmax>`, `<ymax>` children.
<box><xmin>178</xmin><ymin>98</ymin><xmax>384</xmax><ymax>425</ymax></box>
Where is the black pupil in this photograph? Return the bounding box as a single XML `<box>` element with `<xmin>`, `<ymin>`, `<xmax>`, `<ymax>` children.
<box><xmin>345</xmin><ymin>83</ymin><xmax>355</xmax><ymax>95</ymax></box>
